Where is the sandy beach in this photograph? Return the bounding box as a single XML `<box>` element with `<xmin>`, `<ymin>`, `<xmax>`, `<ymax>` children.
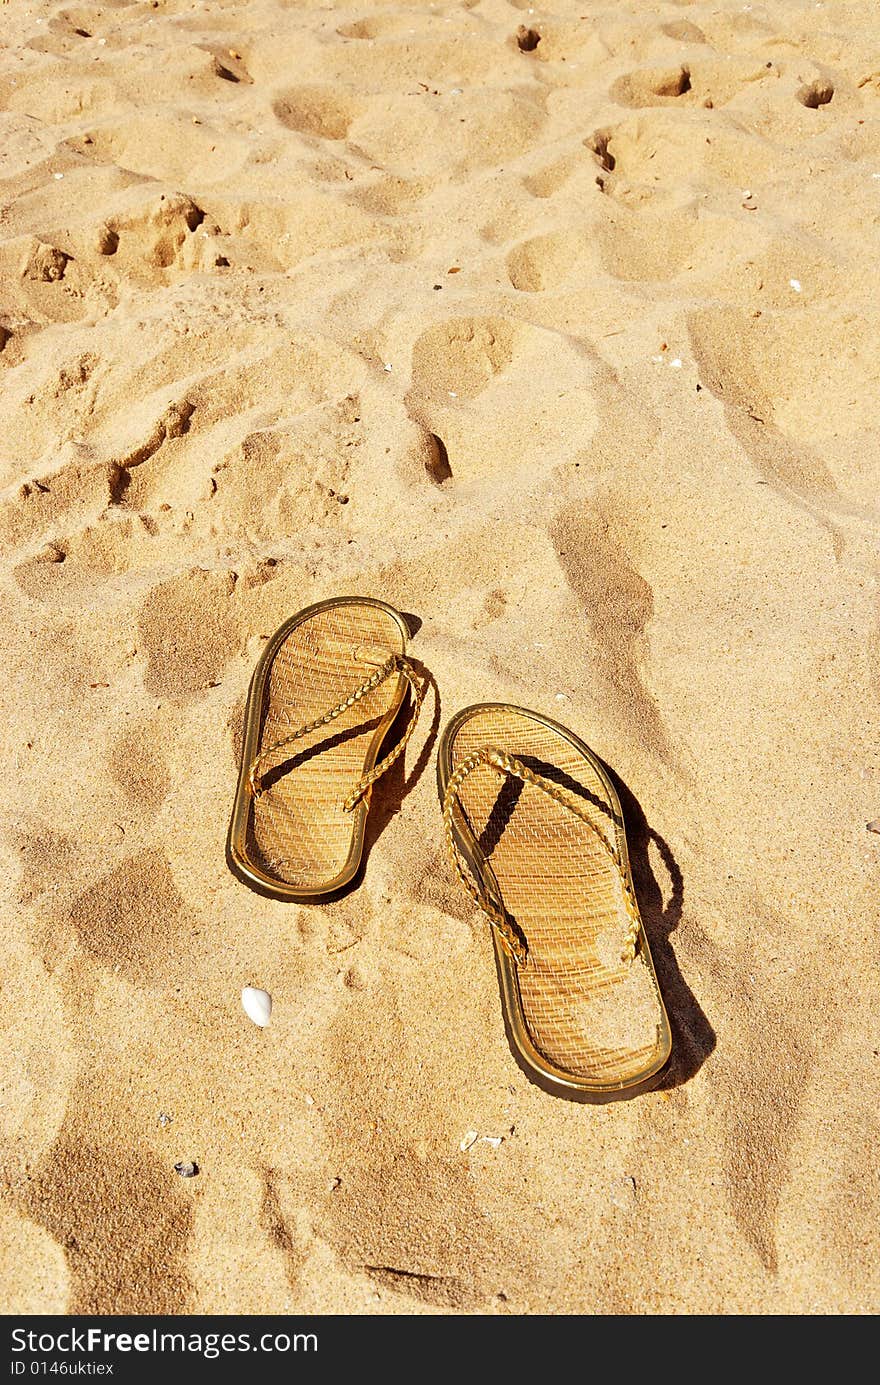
<box><xmin>2</xmin><ymin>0</ymin><xmax>879</xmax><ymax>1314</ymax></box>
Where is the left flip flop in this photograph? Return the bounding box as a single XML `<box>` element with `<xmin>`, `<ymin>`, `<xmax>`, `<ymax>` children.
<box><xmin>227</xmin><ymin>595</ymin><xmax>422</xmax><ymax>900</ymax></box>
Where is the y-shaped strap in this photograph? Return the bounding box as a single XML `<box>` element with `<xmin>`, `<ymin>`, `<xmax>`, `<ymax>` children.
<box><xmin>442</xmin><ymin>746</ymin><xmax>641</xmax><ymax>968</ymax></box>
<box><xmin>248</xmin><ymin>653</ymin><xmax>423</xmax><ymax>812</ymax></box>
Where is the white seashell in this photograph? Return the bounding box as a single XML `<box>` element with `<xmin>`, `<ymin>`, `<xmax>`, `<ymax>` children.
<box><xmin>459</xmin><ymin>1130</ymin><xmax>479</xmax><ymax>1152</ymax></box>
<box><xmin>241</xmin><ymin>986</ymin><xmax>272</xmax><ymax>1027</ymax></box>
<box><xmin>481</xmin><ymin>1136</ymin><xmax>504</xmax><ymax>1150</ymax></box>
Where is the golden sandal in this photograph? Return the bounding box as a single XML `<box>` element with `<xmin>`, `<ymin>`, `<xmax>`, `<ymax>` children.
<box><xmin>438</xmin><ymin>703</ymin><xmax>671</xmax><ymax>1100</ymax></box>
<box><xmin>227</xmin><ymin>595</ymin><xmax>422</xmax><ymax>899</ymax></box>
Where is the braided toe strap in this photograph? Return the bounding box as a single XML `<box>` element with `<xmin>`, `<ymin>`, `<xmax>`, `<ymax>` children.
<box><xmin>442</xmin><ymin>746</ymin><xmax>641</xmax><ymax>968</ymax></box>
<box><xmin>248</xmin><ymin>652</ymin><xmax>423</xmax><ymax>812</ymax></box>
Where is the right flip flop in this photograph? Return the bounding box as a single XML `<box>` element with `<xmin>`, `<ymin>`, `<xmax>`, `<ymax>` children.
<box><xmin>438</xmin><ymin>704</ymin><xmax>672</xmax><ymax>1100</ymax></box>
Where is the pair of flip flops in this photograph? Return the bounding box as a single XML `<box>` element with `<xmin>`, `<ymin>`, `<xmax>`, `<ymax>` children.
<box><xmin>227</xmin><ymin>596</ymin><xmax>672</xmax><ymax>1101</ymax></box>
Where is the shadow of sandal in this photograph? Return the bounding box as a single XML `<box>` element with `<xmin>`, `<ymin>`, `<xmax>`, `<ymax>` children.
<box><xmin>600</xmin><ymin>760</ymin><xmax>716</xmax><ymax>1089</ymax></box>
<box><xmin>359</xmin><ymin>655</ymin><xmax>441</xmax><ymax>867</ymax></box>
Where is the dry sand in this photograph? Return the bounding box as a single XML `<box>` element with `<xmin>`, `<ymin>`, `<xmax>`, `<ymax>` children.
<box><xmin>2</xmin><ymin>0</ymin><xmax>879</xmax><ymax>1315</ymax></box>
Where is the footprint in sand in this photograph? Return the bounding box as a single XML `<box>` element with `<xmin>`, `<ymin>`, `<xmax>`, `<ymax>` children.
<box><xmin>407</xmin><ymin>316</ymin><xmax>601</xmax><ymax>484</ymax></box>
<box><xmin>1</xmin><ymin>452</ymin><xmax>117</xmax><ymax>554</ymax></box>
<box><xmin>25</xmin><ymin>8</ymin><xmax>109</xmax><ymax>55</ymax></box>
<box><xmin>551</xmin><ymin>502</ymin><xmax>670</xmax><ymax>764</ymax></box>
<box><xmin>661</xmin><ymin>20</ymin><xmax>707</xmax><ymax>44</ymax></box>
<box><xmin>137</xmin><ymin>568</ymin><xmax>241</xmax><ymax>700</ymax></box>
<box><xmin>586</xmin><ymin>111</ymin><xmax>779</xmax><ymax>207</ymax></box>
<box><xmin>349</xmin><ymin>173</ymin><xmax>429</xmax><ymax>217</ymax></box>
<box><xmin>16</xmin><ymin>175</ymin><xmax>213</xmax><ymax>290</ymax></box>
<box><xmin>597</xmin><ymin>206</ymin><xmax>701</xmax><ymax>283</ymax></box>
<box><xmin>211</xmin><ymin>395</ymin><xmax>362</xmax><ymax>543</ymax></box>
<box><xmin>523</xmin><ymin>150</ymin><xmax>590</xmax><ymax>199</ymax></box>
<box><xmin>613</xmin><ymin>63</ymin><xmax>693</xmax><ymax>106</ymax></box>
<box><xmin>354</xmin><ymin>87</ymin><xmax>545</xmax><ymax>178</ymax></box>
<box><xmin>108</xmin><ymin>721</ymin><xmax>171</xmax><ymax>815</ymax></box>
<box><xmin>67</xmin><ymin>849</ymin><xmax>194</xmax><ymax>987</ymax></box>
<box><xmin>612</xmin><ymin>57</ymin><xmax>776</xmax><ymax>110</ymax></box>
<box><xmin>507</xmin><ymin>230</ymin><xmax>591</xmax><ymax>293</ymax></box>
<box><xmin>312</xmin><ymin>987</ymin><xmax>527</xmax><ymax>1311</ymax></box>
<box><xmin>409</xmin><ymin>317</ymin><xmax>518</xmax><ymax>404</ymax></box>
<box><xmin>13</xmin><ymin>824</ymin><xmax>84</xmax><ymax>910</ymax></box>
<box><xmin>101</xmin><ymin>191</ymin><xmax>205</xmax><ymax>283</ymax></box>
<box><xmin>15</xmin><ymin>1080</ymin><xmax>195</xmax><ymax>1313</ymax></box>
<box><xmin>687</xmin><ymin>304</ymin><xmax>870</xmax><ymax>505</ymax></box>
<box><xmin>335</xmin><ymin>14</ymin><xmax>451</xmax><ymax>41</ymax></box>
<box><xmin>318</xmin><ymin>1155</ymin><xmax>505</xmax><ymax>1308</ymax></box>
<box><xmin>272</xmin><ymin>86</ymin><xmax>363</xmax><ymax>142</ymax></box>
<box><xmin>8</xmin><ymin>384</ymin><xmax>198</xmax><ymax>605</ymax></box>
<box><xmin>0</xmin><ymin>233</ymin><xmax>98</xmax><ymax>326</ymax></box>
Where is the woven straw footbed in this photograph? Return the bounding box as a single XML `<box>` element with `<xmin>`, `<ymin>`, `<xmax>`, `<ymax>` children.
<box><xmin>448</xmin><ymin>707</ymin><xmax>665</xmax><ymax>1083</ymax></box>
<box><xmin>246</xmin><ymin>603</ymin><xmax>406</xmax><ymax>890</ymax></box>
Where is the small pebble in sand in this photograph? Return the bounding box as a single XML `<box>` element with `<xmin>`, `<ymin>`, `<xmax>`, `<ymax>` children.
<box><xmin>157</xmin><ymin>1112</ymin><xmax>173</xmax><ymax>1127</ymax></box>
<box><xmin>789</xmin><ymin>278</ymin><xmax>802</xmax><ymax>292</ymax></box>
<box><xmin>460</xmin><ymin>1130</ymin><xmax>479</xmax><ymax>1152</ymax></box>
<box><xmin>53</xmin><ymin>172</ymin><xmax>64</xmax><ymax>180</ymax></box>
<box><xmin>669</xmin><ymin>358</ymin><xmax>683</xmax><ymax>369</ymax></box>
<box><xmin>866</xmin><ymin>819</ymin><xmax>880</xmax><ymax>834</ymax></box>
<box><xmin>481</xmin><ymin>1136</ymin><xmax>504</xmax><ymax>1150</ymax></box>
<box><xmin>383</xmin><ymin>362</ymin><xmax>393</xmax><ymax>371</ymax></box>
<box><xmin>241</xmin><ymin>986</ymin><xmax>272</xmax><ymax>1027</ymax></box>
<box><xmin>174</xmin><ymin>1161</ymin><xmax>199</xmax><ymax>1178</ymax></box>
